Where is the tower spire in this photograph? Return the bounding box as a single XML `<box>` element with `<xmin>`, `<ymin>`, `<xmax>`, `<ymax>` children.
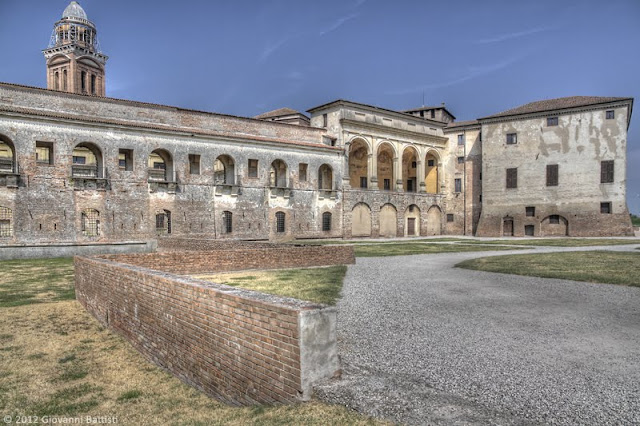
<box><xmin>42</xmin><ymin>2</ymin><xmax>108</xmax><ymax>96</ymax></box>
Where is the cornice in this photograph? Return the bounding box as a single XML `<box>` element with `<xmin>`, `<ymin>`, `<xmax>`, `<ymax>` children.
<box><xmin>340</xmin><ymin>118</ymin><xmax>448</xmax><ymax>146</ymax></box>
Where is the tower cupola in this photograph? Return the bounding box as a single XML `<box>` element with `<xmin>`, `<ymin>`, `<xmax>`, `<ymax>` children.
<box><xmin>43</xmin><ymin>1</ymin><xmax>108</xmax><ymax>96</ymax></box>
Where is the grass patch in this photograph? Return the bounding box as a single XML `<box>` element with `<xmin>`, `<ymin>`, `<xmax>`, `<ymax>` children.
<box><xmin>195</xmin><ymin>265</ymin><xmax>347</xmax><ymax>305</ymax></box>
<box><xmin>353</xmin><ymin>243</ymin><xmax>522</xmax><ymax>257</ymax></box>
<box><xmin>0</xmin><ymin>258</ymin><xmax>381</xmax><ymax>424</ymax></box>
<box><xmin>632</xmin><ymin>214</ymin><xmax>640</xmax><ymax>227</ymax></box>
<box><xmin>459</xmin><ymin>238</ymin><xmax>639</xmax><ymax>247</ymax></box>
<box><xmin>457</xmin><ymin>251</ymin><xmax>640</xmax><ymax>286</ymax></box>
<box><xmin>0</xmin><ymin>257</ymin><xmax>74</xmax><ymax>308</ymax></box>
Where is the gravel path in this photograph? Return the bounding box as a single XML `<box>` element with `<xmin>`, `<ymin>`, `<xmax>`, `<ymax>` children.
<box><xmin>315</xmin><ymin>244</ymin><xmax>640</xmax><ymax>425</ymax></box>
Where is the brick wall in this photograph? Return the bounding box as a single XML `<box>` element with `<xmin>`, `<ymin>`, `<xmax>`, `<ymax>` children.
<box><xmin>101</xmin><ymin>244</ymin><xmax>355</xmax><ymax>275</ymax></box>
<box><xmin>157</xmin><ymin>237</ymin><xmax>277</xmax><ymax>252</ymax></box>
<box><xmin>75</xmin><ymin>248</ymin><xmax>350</xmax><ymax>404</ymax></box>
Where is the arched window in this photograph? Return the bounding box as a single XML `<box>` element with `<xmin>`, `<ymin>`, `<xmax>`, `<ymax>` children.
<box><xmin>377</xmin><ymin>143</ymin><xmax>394</xmax><ymax>190</ymax></box>
<box><xmin>402</xmin><ymin>147</ymin><xmax>418</xmax><ymax>192</ymax></box>
<box><xmin>0</xmin><ymin>207</ymin><xmax>13</xmax><ymax>237</ymax></box>
<box><xmin>318</xmin><ymin>164</ymin><xmax>333</xmax><ymax>190</ymax></box>
<box><xmin>322</xmin><ymin>212</ymin><xmax>332</xmax><ymax>232</ymax></box>
<box><xmin>270</xmin><ymin>160</ymin><xmax>288</xmax><ymax>188</ymax></box>
<box><xmin>349</xmin><ymin>139</ymin><xmax>369</xmax><ymax>188</ymax></box>
<box><xmin>222</xmin><ymin>211</ymin><xmax>232</xmax><ymax>234</ymax></box>
<box><xmin>214</xmin><ymin>155</ymin><xmax>235</xmax><ymax>185</ymax></box>
<box><xmin>81</xmin><ymin>209</ymin><xmax>100</xmax><ymax>237</ymax></box>
<box><xmin>148</xmin><ymin>149</ymin><xmax>173</xmax><ymax>182</ymax></box>
<box><xmin>156</xmin><ymin>210</ymin><xmax>171</xmax><ymax>234</ymax></box>
<box><xmin>425</xmin><ymin>151</ymin><xmax>440</xmax><ymax>194</ymax></box>
<box><xmin>72</xmin><ymin>143</ymin><xmax>103</xmax><ymax>178</ymax></box>
<box><xmin>275</xmin><ymin>211</ymin><xmax>285</xmax><ymax>233</ymax></box>
<box><xmin>0</xmin><ymin>137</ymin><xmax>15</xmax><ymax>174</ymax></box>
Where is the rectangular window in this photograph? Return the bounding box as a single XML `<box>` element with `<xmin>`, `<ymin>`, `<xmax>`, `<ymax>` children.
<box><xmin>526</xmin><ymin>206</ymin><xmax>535</xmax><ymax>217</ymax></box>
<box><xmin>118</xmin><ymin>149</ymin><xmax>133</xmax><ymax>171</ymax></box>
<box><xmin>276</xmin><ymin>212</ymin><xmax>285</xmax><ymax>233</ymax></box>
<box><xmin>322</xmin><ymin>113</ymin><xmax>328</xmax><ymax>127</ymax></box>
<box><xmin>223</xmin><ymin>211</ymin><xmax>232</xmax><ymax>233</ymax></box>
<box><xmin>427</xmin><ymin>159</ymin><xmax>435</xmax><ymax>167</ymax></box>
<box><xmin>431</xmin><ymin>110</ymin><xmax>435</xmax><ymax>119</ymax></box>
<box><xmin>457</xmin><ymin>156</ymin><xmax>465</xmax><ymax>164</ymax></box>
<box><xmin>606</xmin><ymin>110</ymin><xmax>615</xmax><ymax>120</ymax></box>
<box><xmin>447</xmin><ymin>214</ymin><xmax>454</xmax><ymax>222</ymax></box>
<box><xmin>406</xmin><ymin>179</ymin><xmax>414</xmax><ymax>192</ymax></box>
<box><xmin>506</xmin><ymin>168</ymin><xmax>517</xmax><ymax>188</ymax></box>
<box><xmin>457</xmin><ymin>134</ymin><xmax>464</xmax><ymax>146</ymax></box>
<box><xmin>547</xmin><ymin>117</ymin><xmax>558</xmax><ymax>126</ymax></box>
<box><xmin>153</xmin><ymin>162</ymin><xmax>165</xmax><ymax>170</ymax></box>
<box><xmin>454</xmin><ymin>178</ymin><xmax>462</xmax><ymax>193</ymax></box>
<box><xmin>601</xmin><ymin>160</ymin><xmax>614</xmax><ymax>183</ymax></box>
<box><xmin>411</xmin><ymin>161</ymin><xmax>417</xmax><ymax>168</ymax></box>
<box><xmin>506</xmin><ymin>133</ymin><xmax>517</xmax><ymax>145</ymax></box>
<box><xmin>299</xmin><ymin>163</ymin><xmax>307</xmax><ymax>182</ymax></box>
<box><xmin>600</xmin><ymin>202</ymin><xmax>612</xmax><ymax>214</ymax></box>
<box><xmin>360</xmin><ymin>176</ymin><xmax>368</xmax><ymax>189</ymax></box>
<box><xmin>73</xmin><ymin>156</ymin><xmax>86</xmax><ymax>165</ymax></box>
<box><xmin>248</xmin><ymin>159</ymin><xmax>258</xmax><ymax>178</ymax></box>
<box><xmin>479</xmin><ymin>172</ymin><xmax>482</xmax><ymax>181</ymax></box>
<box><xmin>322</xmin><ymin>212</ymin><xmax>331</xmax><ymax>231</ymax></box>
<box><xmin>549</xmin><ymin>215</ymin><xmax>560</xmax><ymax>224</ymax></box>
<box><xmin>546</xmin><ymin>164</ymin><xmax>558</xmax><ymax>186</ymax></box>
<box><xmin>383</xmin><ymin>178</ymin><xmax>390</xmax><ymax>190</ymax></box>
<box><xmin>189</xmin><ymin>154</ymin><xmax>200</xmax><ymax>175</ymax></box>
<box><xmin>524</xmin><ymin>225</ymin><xmax>535</xmax><ymax>236</ymax></box>
<box><xmin>36</xmin><ymin>141</ymin><xmax>54</xmax><ymax>165</ymax></box>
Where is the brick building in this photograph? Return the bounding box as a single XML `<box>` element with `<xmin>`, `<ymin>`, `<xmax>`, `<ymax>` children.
<box><xmin>0</xmin><ymin>2</ymin><xmax>634</xmax><ymax>256</ymax></box>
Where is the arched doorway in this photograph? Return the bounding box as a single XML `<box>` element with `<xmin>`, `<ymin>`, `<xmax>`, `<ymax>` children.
<box><xmin>148</xmin><ymin>149</ymin><xmax>173</xmax><ymax>182</ymax></box>
<box><xmin>426</xmin><ymin>206</ymin><xmax>442</xmax><ymax>236</ymax></box>
<box><xmin>379</xmin><ymin>204</ymin><xmax>397</xmax><ymax>238</ymax></box>
<box><xmin>351</xmin><ymin>203</ymin><xmax>372</xmax><ymax>237</ymax></box>
<box><xmin>540</xmin><ymin>215</ymin><xmax>568</xmax><ymax>236</ymax></box>
<box><xmin>402</xmin><ymin>146</ymin><xmax>418</xmax><ymax>192</ymax></box>
<box><xmin>377</xmin><ymin>143</ymin><xmax>394</xmax><ymax>191</ymax></box>
<box><xmin>425</xmin><ymin>151</ymin><xmax>440</xmax><ymax>194</ymax></box>
<box><xmin>405</xmin><ymin>204</ymin><xmax>421</xmax><ymax>237</ymax></box>
<box><xmin>349</xmin><ymin>139</ymin><xmax>369</xmax><ymax>188</ymax></box>
<box><xmin>214</xmin><ymin>155</ymin><xmax>235</xmax><ymax>184</ymax></box>
<box><xmin>270</xmin><ymin>159</ymin><xmax>288</xmax><ymax>187</ymax></box>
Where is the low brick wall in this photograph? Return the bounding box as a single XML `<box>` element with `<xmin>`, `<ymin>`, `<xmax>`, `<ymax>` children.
<box><xmin>100</xmin><ymin>245</ymin><xmax>355</xmax><ymax>275</ymax></box>
<box><xmin>75</xmin><ymin>245</ymin><xmax>354</xmax><ymax>405</ymax></box>
<box><xmin>157</xmin><ymin>237</ymin><xmax>277</xmax><ymax>252</ymax></box>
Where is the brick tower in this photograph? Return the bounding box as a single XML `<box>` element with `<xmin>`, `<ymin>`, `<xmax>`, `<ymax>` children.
<box><xmin>42</xmin><ymin>1</ymin><xmax>108</xmax><ymax>96</ymax></box>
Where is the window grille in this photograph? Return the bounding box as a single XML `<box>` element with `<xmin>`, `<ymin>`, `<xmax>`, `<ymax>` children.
<box><xmin>0</xmin><ymin>207</ymin><xmax>13</xmax><ymax>237</ymax></box>
<box><xmin>156</xmin><ymin>210</ymin><xmax>171</xmax><ymax>234</ymax></box>
<box><xmin>81</xmin><ymin>209</ymin><xmax>100</xmax><ymax>237</ymax></box>
<box><xmin>506</xmin><ymin>133</ymin><xmax>517</xmax><ymax>144</ymax></box>
<box><xmin>506</xmin><ymin>168</ymin><xmax>517</xmax><ymax>188</ymax></box>
<box><xmin>223</xmin><ymin>211</ymin><xmax>232</xmax><ymax>233</ymax></box>
<box><xmin>547</xmin><ymin>117</ymin><xmax>558</xmax><ymax>126</ymax></box>
<box><xmin>275</xmin><ymin>212</ymin><xmax>285</xmax><ymax>233</ymax></box>
<box><xmin>322</xmin><ymin>212</ymin><xmax>331</xmax><ymax>231</ymax></box>
<box><xmin>601</xmin><ymin>161</ymin><xmax>614</xmax><ymax>183</ymax></box>
<box><xmin>546</xmin><ymin>164</ymin><xmax>559</xmax><ymax>186</ymax></box>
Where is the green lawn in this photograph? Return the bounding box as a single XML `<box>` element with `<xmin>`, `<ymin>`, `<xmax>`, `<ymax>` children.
<box><xmin>456</xmin><ymin>251</ymin><xmax>640</xmax><ymax>286</ymax></box>
<box><xmin>0</xmin><ymin>258</ymin><xmax>381</xmax><ymax>425</ymax></box>
<box><xmin>195</xmin><ymin>265</ymin><xmax>347</xmax><ymax>305</ymax></box>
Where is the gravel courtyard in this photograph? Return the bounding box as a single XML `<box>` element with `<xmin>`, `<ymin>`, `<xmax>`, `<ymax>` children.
<box><xmin>315</xmin><ymin>245</ymin><xmax>640</xmax><ymax>425</ymax></box>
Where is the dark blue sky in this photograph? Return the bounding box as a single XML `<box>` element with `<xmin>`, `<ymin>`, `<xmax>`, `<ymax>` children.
<box><xmin>1</xmin><ymin>0</ymin><xmax>639</xmax><ymax>213</ymax></box>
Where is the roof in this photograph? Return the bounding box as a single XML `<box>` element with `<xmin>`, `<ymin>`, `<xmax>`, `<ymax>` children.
<box><xmin>481</xmin><ymin>96</ymin><xmax>633</xmax><ymax>120</ymax></box>
<box><xmin>403</xmin><ymin>105</ymin><xmax>457</xmax><ymax>120</ymax></box>
<box><xmin>254</xmin><ymin>107</ymin><xmax>307</xmax><ymax>119</ymax></box>
<box><xmin>444</xmin><ymin>119</ymin><xmax>479</xmax><ymax>131</ymax></box>
<box><xmin>62</xmin><ymin>1</ymin><xmax>88</xmax><ymax>20</ymax></box>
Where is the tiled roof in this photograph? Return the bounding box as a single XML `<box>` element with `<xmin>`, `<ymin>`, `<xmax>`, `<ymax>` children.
<box><xmin>255</xmin><ymin>107</ymin><xmax>305</xmax><ymax>119</ymax></box>
<box><xmin>481</xmin><ymin>96</ymin><xmax>632</xmax><ymax>119</ymax></box>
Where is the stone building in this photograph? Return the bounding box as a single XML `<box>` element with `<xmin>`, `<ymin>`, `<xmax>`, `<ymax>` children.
<box><xmin>0</xmin><ymin>2</ymin><xmax>634</xmax><ymax>257</ymax></box>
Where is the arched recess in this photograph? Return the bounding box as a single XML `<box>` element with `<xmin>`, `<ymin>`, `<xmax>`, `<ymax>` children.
<box><xmin>0</xmin><ymin>135</ymin><xmax>16</xmax><ymax>174</ymax></box>
<box><xmin>402</xmin><ymin>146</ymin><xmax>418</xmax><ymax>192</ymax></box>
<box><xmin>425</xmin><ymin>150</ymin><xmax>440</xmax><ymax>194</ymax></box>
<box><xmin>540</xmin><ymin>215</ymin><xmax>568</xmax><ymax>236</ymax></box>
<box><xmin>405</xmin><ymin>204</ymin><xmax>421</xmax><ymax>237</ymax></box>
<box><xmin>0</xmin><ymin>207</ymin><xmax>14</xmax><ymax>238</ymax></box>
<box><xmin>214</xmin><ymin>155</ymin><xmax>235</xmax><ymax>185</ymax></box>
<box><xmin>270</xmin><ymin>159</ymin><xmax>288</xmax><ymax>187</ymax></box>
<box><xmin>426</xmin><ymin>206</ymin><xmax>442</xmax><ymax>236</ymax></box>
<box><xmin>349</xmin><ymin>138</ymin><xmax>369</xmax><ymax>188</ymax></box>
<box><xmin>377</xmin><ymin>143</ymin><xmax>394</xmax><ymax>191</ymax></box>
<box><xmin>148</xmin><ymin>149</ymin><xmax>174</xmax><ymax>182</ymax></box>
<box><xmin>72</xmin><ymin>142</ymin><xmax>103</xmax><ymax>178</ymax></box>
<box><xmin>351</xmin><ymin>203</ymin><xmax>372</xmax><ymax>237</ymax></box>
<box><xmin>502</xmin><ymin>216</ymin><xmax>514</xmax><ymax>236</ymax></box>
<box><xmin>379</xmin><ymin>204</ymin><xmax>397</xmax><ymax>238</ymax></box>
<box><xmin>318</xmin><ymin>164</ymin><xmax>333</xmax><ymax>190</ymax></box>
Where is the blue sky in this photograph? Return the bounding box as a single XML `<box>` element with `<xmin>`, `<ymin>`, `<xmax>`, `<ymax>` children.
<box><xmin>1</xmin><ymin>0</ymin><xmax>639</xmax><ymax>214</ymax></box>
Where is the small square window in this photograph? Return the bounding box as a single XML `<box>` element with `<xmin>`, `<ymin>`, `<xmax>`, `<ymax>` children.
<box><xmin>118</xmin><ymin>149</ymin><xmax>133</xmax><ymax>171</ymax></box>
<box><xmin>299</xmin><ymin>163</ymin><xmax>308</xmax><ymax>182</ymax></box>
<box><xmin>36</xmin><ymin>141</ymin><xmax>54</xmax><ymax>165</ymax></box>
<box><xmin>600</xmin><ymin>202</ymin><xmax>611</xmax><ymax>214</ymax></box>
<box><xmin>547</xmin><ymin>117</ymin><xmax>558</xmax><ymax>126</ymax></box>
<box><xmin>248</xmin><ymin>159</ymin><xmax>258</xmax><ymax>178</ymax></box>
<box><xmin>189</xmin><ymin>154</ymin><xmax>200</xmax><ymax>175</ymax></box>
<box><xmin>526</xmin><ymin>206</ymin><xmax>535</xmax><ymax>217</ymax></box>
<box><xmin>457</xmin><ymin>156</ymin><xmax>464</xmax><ymax>164</ymax></box>
<box><xmin>506</xmin><ymin>133</ymin><xmax>517</xmax><ymax>145</ymax></box>
<box><xmin>457</xmin><ymin>134</ymin><xmax>464</xmax><ymax>146</ymax></box>
<box><xmin>447</xmin><ymin>214</ymin><xmax>454</xmax><ymax>222</ymax></box>
<box><xmin>524</xmin><ymin>225</ymin><xmax>535</xmax><ymax>236</ymax></box>
<box><xmin>606</xmin><ymin>110</ymin><xmax>615</xmax><ymax>120</ymax></box>
<box><xmin>411</xmin><ymin>161</ymin><xmax>417</xmax><ymax>168</ymax></box>
<box><xmin>427</xmin><ymin>159</ymin><xmax>435</xmax><ymax>167</ymax></box>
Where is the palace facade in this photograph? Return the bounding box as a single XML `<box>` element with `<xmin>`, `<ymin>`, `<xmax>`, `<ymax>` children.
<box><xmin>0</xmin><ymin>2</ymin><xmax>634</xmax><ymax>257</ymax></box>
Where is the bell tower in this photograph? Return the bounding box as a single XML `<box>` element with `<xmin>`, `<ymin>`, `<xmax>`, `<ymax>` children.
<box><xmin>42</xmin><ymin>1</ymin><xmax>108</xmax><ymax>96</ymax></box>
